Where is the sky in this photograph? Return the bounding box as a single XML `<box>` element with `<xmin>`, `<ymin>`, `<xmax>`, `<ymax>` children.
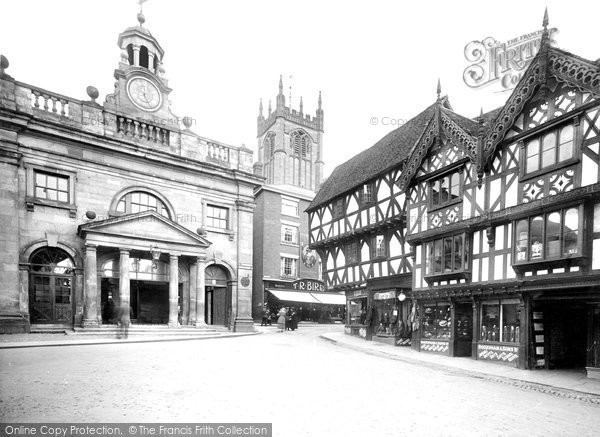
<box><xmin>1</xmin><ymin>0</ymin><xmax>598</xmax><ymax>178</ymax></box>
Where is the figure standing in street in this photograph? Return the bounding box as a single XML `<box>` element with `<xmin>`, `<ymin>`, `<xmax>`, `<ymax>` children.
<box><xmin>261</xmin><ymin>305</ymin><xmax>270</xmax><ymax>326</ymax></box>
<box><xmin>277</xmin><ymin>307</ymin><xmax>287</xmax><ymax>332</ymax></box>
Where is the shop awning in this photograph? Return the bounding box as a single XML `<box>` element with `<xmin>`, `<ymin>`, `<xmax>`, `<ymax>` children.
<box><xmin>310</xmin><ymin>292</ymin><xmax>346</xmax><ymax>305</ymax></box>
<box><xmin>267</xmin><ymin>289</ymin><xmax>321</xmax><ymax>304</ymax></box>
<box><xmin>266</xmin><ymin>289</ymin><xmax>346</xmax><ymax>305</ymax></box>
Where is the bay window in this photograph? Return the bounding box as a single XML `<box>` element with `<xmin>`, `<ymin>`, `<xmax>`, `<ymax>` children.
<box><xmin>514</xmin><ymin>206</ymin><xmax>582</xmax><ymax>263</ymax></box>
<box><xmin>424</xmin><ymin>233</ymin><xmax>469</xmax><ymax>277</ymax></box>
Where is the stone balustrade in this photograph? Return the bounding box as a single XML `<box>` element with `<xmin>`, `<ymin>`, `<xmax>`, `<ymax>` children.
<box><xmin>117</xmin><ymin>116</ymin><xmax>170</xmax><ymax>146</ymax></box>
<box><xmin>206</xmin><ymin>143</ymin><xmax>230</xmax><ymax>165</ymax></box>
<box><xmin>30</xmin><ymin>87</ymin><xmax>70</xmax><ymax>116</ymax></box>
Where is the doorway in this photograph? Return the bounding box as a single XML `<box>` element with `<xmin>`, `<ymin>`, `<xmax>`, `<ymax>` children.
<box><xmin>454</xmin><ymin>302</ymin><xmax>473</xmax><ymax>357</ymax></box>
<box><xmin>28</xmin><ymin>247</ymin><xmax>74</xmax><ymax>325</ymax></box>
<box><xmin>131</xmin><ymin>280</ymin><xmax>169</xmax><ymax>324</ymax></box>
<box><xmin>544</xmin><ymin>303</ymin><xmax>587</xmax><ymax>369</ymax></box>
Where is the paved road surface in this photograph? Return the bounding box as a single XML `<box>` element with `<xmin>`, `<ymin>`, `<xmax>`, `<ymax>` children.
<box><xmin>1</xmin><ymin>326</ymin><xmax>599</xmax><ymax>436</ymax></box>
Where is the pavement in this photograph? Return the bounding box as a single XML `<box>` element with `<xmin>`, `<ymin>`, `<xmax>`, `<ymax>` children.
<box><xmin>320</xmin><ymin>331</ymin><xmax>600</xmax><ymax>402</ymax></box>
<box><xmin>2</xmin><ymin>323</ymin><xmax>599</xmax><ymax>403</ymax></box>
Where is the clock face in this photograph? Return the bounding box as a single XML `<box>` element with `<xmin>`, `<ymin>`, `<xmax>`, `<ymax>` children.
<box><xmin>127</xmin><ymin>77</ymin><xmax>162</xmax><ymax>111</ymax></box>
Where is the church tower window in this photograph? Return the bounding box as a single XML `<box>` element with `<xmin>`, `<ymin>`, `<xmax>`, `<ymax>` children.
<box><xmin>290</xmin><ymin>130</ymin><xmax>311</xmax><ymax>157</ymax></box>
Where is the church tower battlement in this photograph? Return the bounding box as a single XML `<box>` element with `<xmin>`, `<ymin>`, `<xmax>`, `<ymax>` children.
<box><xmin>255</xmin><ymin>76</ymin><xmax>324</xmax><ymax>192</ymax></box>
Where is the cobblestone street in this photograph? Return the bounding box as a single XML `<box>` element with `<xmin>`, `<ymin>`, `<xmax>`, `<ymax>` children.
<box><xmin>1</xmin><ymin>326</ymin><xmax>599</xmax><ymax>436</ymax></box>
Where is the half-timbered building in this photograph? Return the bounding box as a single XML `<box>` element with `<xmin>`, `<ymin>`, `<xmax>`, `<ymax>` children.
<box><xmin>308</xmin><ymin>17</ymin><xmax>600</xmax><ymax>378</ymax></box>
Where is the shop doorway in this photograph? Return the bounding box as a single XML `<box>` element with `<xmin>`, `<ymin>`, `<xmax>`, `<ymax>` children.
<box><xmin>454</xmin><ymin>302</ymin><xmax>473</xmax><ymax>357</ymax></box>
<box><xmin>544</xmin><ymin>303</ymin><xmax>587</xmax><ymax>369</ymax></box>
<box><xmin>28</xmin><ymin>247</ymin><xmax>74</xmax><ymax>325</ymax></box>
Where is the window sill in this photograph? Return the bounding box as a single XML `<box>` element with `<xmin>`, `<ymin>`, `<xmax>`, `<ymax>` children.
<box><xmin>424</xmin><ymin>271</ymin><xmax>470</xmax><ymax>284</ymax></box>
<box><xmin>520</xmin><ymin>157</ymin><xmax>579</xmax><ymax>182</ymax></box>
<box><xmin>206</xmin><ymin>227</ymin><xmax>234</xmax><ymax>240</ymax></box>
<box><xmin>429</xmin><ymin>197</ymin><xmax>462</xmax><ymax>213</ymax></box>
<box><xmin>25</xmin><ymin>197</ymin><xmax>77</xmax><ymax>218</ymax></box>
<box><xmin>281</xmin><ymin>242</ymin><xmax>299</xmax><ymax>248</ymax></box>
<box><xmin>280</xmin><ymin>275</ymin><xmax>297</xmax><ymax>280</ymax></box>
<box><xmin>512</xmin><ymin>255</ymin><xmax>586</xmax><ymax>272</ymax></box>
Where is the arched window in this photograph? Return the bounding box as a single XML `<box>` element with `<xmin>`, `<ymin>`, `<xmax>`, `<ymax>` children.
<box><xmin>115</xmin><ymin>191</ymin><xmax>171</xmax><ymax>218</ymax></box>
<box><xmin>263</xmin><ymin>132</ymin><xmax>276</xmax><ymax>158</ymax></box>
<box><xmin>139</xmin><ymin>45</ymin><xmax>149</xmax><ymax>69</ymax></box>
<box><xmin>30</xmin><ymin>247</ymin><xmax>74</xmax><ymax>274</ymax></box>
<box><xmin>290</xmin><ymin>130</ymin><xmax>311</xmax><ymax>157</ymax></box>
<box><xmin>127</xmin><ymin>44</ymin><xmax>134</xmax><ymax>66</ymax></box>
<box><xmin>29</xmin><ymin>247</ymin><xmax>74</xmax><ymax>324</ymax></box>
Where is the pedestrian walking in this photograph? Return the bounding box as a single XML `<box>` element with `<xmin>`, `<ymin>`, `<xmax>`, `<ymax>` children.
<box><xmin>277</xmin><ymin>307</ymin><xmax>287</xmax><ymax>332</ymax></box>
<box><xmin>116</xmin><ymin>301</ymin><xmax>132</xmax><ymax>339</ymax></box>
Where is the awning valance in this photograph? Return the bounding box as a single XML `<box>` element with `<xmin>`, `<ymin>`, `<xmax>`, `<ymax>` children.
<box><xmin>266</xmin><ymin>289</ymin><xmax>345</xmax><ymax>305</ymax></box>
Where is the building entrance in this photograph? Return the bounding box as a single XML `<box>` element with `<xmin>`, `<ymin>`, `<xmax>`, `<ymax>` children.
<box><xmin>543</xmin><ymin>303</ymin><xmax>587</xmax><ymax>369</ymax></box>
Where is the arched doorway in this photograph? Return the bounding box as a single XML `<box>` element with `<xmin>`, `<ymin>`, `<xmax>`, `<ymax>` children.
<box><xmin>205</xmin><ymin>265</ymin><xmax>230</xmax><ymax>326</ymax></box>
<box><xmin>29</xmin><ymin>247</ymin><xmax>74</xmax><ymax>324</ymax></box>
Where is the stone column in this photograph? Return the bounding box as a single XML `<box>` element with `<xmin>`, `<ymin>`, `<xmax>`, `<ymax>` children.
<box><xmin>148</xmin><ymin>52</ymin><xmax>155</xmax><ymax>72</ymax></box>
<box><xmin>133</xmin><ymin>46</ymin><xmax>140</xmax><ymax>67</ymax></box>
<box><xmin>82</xmin><ymin>245</ymin><xmax>99</xmax><ymax>327</ymax></box>
<box><xmin>195</xmin><ymin>256</ymin><xmax>207</xmax><ymax>327</ymax></box>
<box><xmin>168</xmin><ymin>254</ymin><xmax>179</xmax><ymax>327</ymax></box>
<box><xmin>189</xmin><ymin>261</ymin><xmax>198</xmax><ymax>325</ymax></box>
<box><xmin>119</xmin><ymin>248</ymin><xmax>130</xmax><ymax>325</ymax></box>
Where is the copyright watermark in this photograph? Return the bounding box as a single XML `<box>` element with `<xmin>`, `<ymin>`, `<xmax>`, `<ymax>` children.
<box><xmin>369</xmin><ymin>116</ymin><xmax>407</xmax><ymax>127</ymax></box>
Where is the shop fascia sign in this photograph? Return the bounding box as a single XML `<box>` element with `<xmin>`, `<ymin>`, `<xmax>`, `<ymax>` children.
<box><xmin>291</xmin><ymin>278</ymin><xmax>325</xmax><ymax>292</ymax></box>
<box><xmin>374</xmin><ymin>290</ymin><xmax>397</xmax><ymax>300</ymax></box>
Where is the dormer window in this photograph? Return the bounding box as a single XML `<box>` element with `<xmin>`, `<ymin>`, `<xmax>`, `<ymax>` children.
<box><xmin>430</xmin><ymin>170</ymin><xmax>461</xmax><ymax>209</ymax></box>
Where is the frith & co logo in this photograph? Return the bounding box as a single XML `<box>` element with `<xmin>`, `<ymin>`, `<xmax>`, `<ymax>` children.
<box><xmin>463</xmin><ymin>27</ymin><xmax>557</xmax><ymax>91</ymax></box>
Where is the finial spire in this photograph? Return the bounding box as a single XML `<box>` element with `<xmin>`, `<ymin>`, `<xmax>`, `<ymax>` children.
<box><xmin>278</xmin><ymin>75</ymin><xmax>283</xmax><ymax>95</ymax></box>
<box><xmin>137</xmin><ymin>0</ymin><xmax>148</xmax><ymax>25</ymax></box>
<box><xmin>299</xmin><ymin>96</ymin><xmax>303</xmax><ymax>114</ymax></box>
<box><xmin>541</xmin><ymin>7</ymin><xmax>551</xmax><ymax>49</ymax></box>
<box><xmin>318</xmin><ymin>91</ymin><xmax>322</xmax><ymax>110</ymax></box>
<box><xmin>436</xmin><ymin>79</ymin><xmax>441</xmax><ymax>101</ymax></box>
<box><xmin>268</xmin><ymin>100</ymin><xmax>272</xmax><ymax>114</ymax></box>
<box><xmin>259</xmin><ymin>98</ymin><xmax>263</xmax><ymax>117</ymax></box>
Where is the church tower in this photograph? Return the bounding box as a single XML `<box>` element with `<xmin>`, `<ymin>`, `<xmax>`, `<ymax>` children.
<box><xmin>104</xmin><ymin>9</ymin><xmax>173</xmax><ymax>123</ymax></box>
<box><xmin>255</xmin><ymin>77</ymin><xmax>324</xmax><ymax>192</ymax></box>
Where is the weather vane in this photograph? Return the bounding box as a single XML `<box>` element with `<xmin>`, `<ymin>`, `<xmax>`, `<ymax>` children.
<box><xmin>138</xmin><ymin>0</ymin><xmax>148</xmax><ymax>13</ymax></box>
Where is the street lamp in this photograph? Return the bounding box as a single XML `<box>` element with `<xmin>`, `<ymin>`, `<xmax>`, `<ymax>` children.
<box><xmin>150</xmin><ymin>245</ymin><xmax>161</xmax><ymax>270</ymax></box>
<box><xmin>398</xmin><ymin>292</ymin><xmax>406</xmax><ymax>302</ymax></box>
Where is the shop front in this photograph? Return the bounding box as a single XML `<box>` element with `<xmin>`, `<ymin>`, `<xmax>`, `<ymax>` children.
<box><xmin>371</xmin><ymin>289</ymin><xmax>411</xmax><ymax>346</ymax></box>
<box><xmin>264</xmin><ymin>278</ymin><xmax>345</xmax><ymax>323</ymax></box>
<box><xmin>412</xmin><ymin>294</ymin><xmax>521</xmax><ymax>365</ymax></box>
<box><xmin>345</xmin><ymin>288</ymin><xmax>368</xmax><ymax>339</ymax></box>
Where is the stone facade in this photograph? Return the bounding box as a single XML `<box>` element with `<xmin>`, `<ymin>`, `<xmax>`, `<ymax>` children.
<box><xmin>0</xmin><ymin>14</ymin><xmax>260</xmax><ymax>333</ymax></box>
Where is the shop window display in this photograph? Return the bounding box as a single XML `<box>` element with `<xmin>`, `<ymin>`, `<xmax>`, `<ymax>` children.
<box><xmin>480</xmin><ymin>299</ymin><xmax>520</xmax><ymax>343</ymax></box>
<box><xmin>421</xmin><ymin>302</ymin><xmax>451</xmax><ymax>340</ymax></box>
<box><xmin>348</xmin><ymin>298</ymin><xmax>367</xmax><ymax>325</ymax></box>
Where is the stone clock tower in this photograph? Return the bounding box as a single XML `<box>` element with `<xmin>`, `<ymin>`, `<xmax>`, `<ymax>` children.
<box><xmin>104</xmin><ymin>11</ymin><xmax>172</xmax><ymax>121</ymax></box>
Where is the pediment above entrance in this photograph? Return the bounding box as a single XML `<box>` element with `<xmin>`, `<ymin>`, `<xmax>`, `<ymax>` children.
<box><xmin>78</xmin><ymin>210</ymin><xmax>211</xmax><ymax>255</ymax></box>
